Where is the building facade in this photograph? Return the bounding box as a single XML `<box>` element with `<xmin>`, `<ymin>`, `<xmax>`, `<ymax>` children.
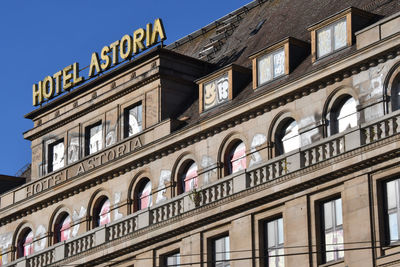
<box><xmin>1</xmin><ymin>0</ymin><xmax>400</xmax><ymax>266</ymax></box>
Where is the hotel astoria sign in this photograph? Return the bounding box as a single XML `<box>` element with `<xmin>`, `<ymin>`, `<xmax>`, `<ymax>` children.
<box><xmin>32</xmin><ymin>18</ymin><xmax>166</xmax><ymax>106</ymax></box>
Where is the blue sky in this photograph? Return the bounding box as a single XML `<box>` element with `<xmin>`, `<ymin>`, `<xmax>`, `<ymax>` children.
<box><xmin>0</xmin><ymin>1</ymin><xmax>251</xmax><ymax>176</ymax></box>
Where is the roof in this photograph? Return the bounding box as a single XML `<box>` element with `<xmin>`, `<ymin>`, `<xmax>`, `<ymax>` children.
<box><xmin>166</xmin><ymin>0</ymin><xmax>400</xmax><ymax>126</ymax></box>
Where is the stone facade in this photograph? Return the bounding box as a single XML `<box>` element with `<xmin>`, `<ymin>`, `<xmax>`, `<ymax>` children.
<box><xmin>2</xmin><ymin>0</ymin><xmax>400</xmax><ymax>266</ymax></box>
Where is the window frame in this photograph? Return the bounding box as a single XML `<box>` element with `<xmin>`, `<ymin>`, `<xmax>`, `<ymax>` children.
<box><xmin>123</xmin><ymin>102</ymin><xmax>143</xmax><ymax>139</ymax></box>
<box><xmin>85</xmin><ymin>120</ymin><xmax>103</xmax><ymax>156</ymax></box>
<box><xmin>264</xmin><ymin>217</ymin><xmax>285</xmax><ymax>267</ymax></box>
<box><xmin>210</xmin><ymin>234</ymin><xmax>230</xmax><ymax>267</ymax></box>
<box><xmin>316</xmin><ymin>17</ymin><xmax>348</xmax><ymax>59</ymax></box>
<box><xmin>224</xmin><ymin>140</ymin><xmax>246</xmax><ymax>176</ymax></box>
<box><xmin>92</xmin><ymin>196</ymin><xmax>111</xmax><ymax>228</ymax></box>
<box><xmin>274</xmin><ymin>118</ymin><xmax>300</xmax><ymax>156</ymax></box>
<box><xmin>319</xmin><ymin>197</ymin><xmax>344</xmax><ymax>264</ymax></box>
<box><xmin>53</xmin><ymin>212</ymin><xmax>72</xmax><ymax>244</ymax></box>
<box><xmin>383</xmin><ymin>178</ymin><xmax>400</xmax><ymax>245</ymax></box>
<box><xmin>47</xmin><ymin>138</ymin><xmax>65</xmax><ymax>173</ymax></box>
<box><xmin>328</xmin><ymin>95</ymin><xmax>358</xmax><ymax>136</ymax></box>
<box><xmin>161</xmin><ymin>250</ymin><xmax>181</xmax><ymax>267</ymax></box>
<box><xmin>256</xmin><ymin>47</ymin><xmax>286</xmax><ymax>87</ymax></box>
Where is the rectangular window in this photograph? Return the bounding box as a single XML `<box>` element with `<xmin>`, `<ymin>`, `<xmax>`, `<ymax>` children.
<box><xmin>257</xmin><ymin>48</ymin><xmax>285</xmax><ymax>86</ymax></box>
<box><xmin>203</xmin><ymin>73</ymin><xmax>229</xmax><ymax>111</ymax></box>
<box><xmin>321</xmin><ymin>198</ymin><xmax>344</xmax><ymax>263</ymax></box>
<box><xmin>48</xmin><ymin>139</ymin><xmax>65</xmax><ymax>173</ymax></box>
<box><xmin>163</xmin><ymin>252</ymin><xmax>180</xmax><ymax>267</ymax></box>
<box><xmin>317</xmin><ymin>18</ymin><xmax>347</xmax><ymax>58</ymax></box>
<box><xmin>265</xmin><ymin>217</ymin><xmax>284</xmax><ymax>267</ymax></box>
<box><xmin>85</xmin><ymin>121</ymin><xmax>103</xmax><ymax>156</ymax></box>
<box><xmin>124</xmin><ymin>103</ymin><xmax>143</xmax><ymax>138</ymax></box>
<box><xmin>213</xmin><ymin>235</ymin><xmax>230</xmax><ymax>267</ymax></box>
<box><xmin>386</xmin><ymin>179</ymin><xmax>400</xmax><ymax>244</ymax></box>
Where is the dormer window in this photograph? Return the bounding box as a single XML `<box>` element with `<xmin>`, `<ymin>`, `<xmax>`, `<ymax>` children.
<box><xmin>308</xmin><ymin>7</ymin><xmax>376</xmax><ymax>62</ymax></box>
<box><xmin>257</xmin><ymin>48</ymin><xmax>285</xmax><ymax>86</ymax></box>
<box><xmin>317</xmin><ymin>18</ymin><xmax>347</xmax><ymax>59</ymax></box>
<box><xmin>250</xmin><ymin>37</ymin><xmax>309</xmax><ymax>89</ymax></box>
<box><xmin>197</xmin><ymin>65</ymin><xmax>250</xmax><ymax>113</ymax></box>
<box><xmin>203</xmin><ymin>73</ymin><xmax>229</xmax><ymax>111</ymax></box>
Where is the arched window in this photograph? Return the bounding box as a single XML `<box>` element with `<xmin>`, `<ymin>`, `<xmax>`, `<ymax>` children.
<box><xmin>178</xmin><ymin>161</ymin><xmax>198</xmax><ymax>194</ymax></box>
<box><xmin>54</xmin><ymin>213</ymin><xmax>72</xmax><ymax>243</ymax></box>
<box><xmin>136</xmin><ymin>179</ymin><xmax>152</xmax><ymax>211</ymax></box>
<box><xmin>329</xmin><ymin>96</ymin><xmax>357</xmax><ymax>135</ymax></box>
<box><xmin>225</xmin><ymin>141</ymin><xmax>246</xmax><ymax>176</ymax></box>
<box><xmin>93</xmin><ymin>197</ymin><xmax>111</xmax><ymax>228</ymax></box>
<box><xmin>275</xmin><ymin>119</ymin><xmax>300</xmax><ymax>156</ymax></box>
<box><xmin>391</xmin><ymin>75</ymin><xmax>400</xmax><ymax>112</ymax></box>
<box><xmin>17</xmin><ymin>228</ymin><xmax>34</xmax><ymax>258</ymax></box>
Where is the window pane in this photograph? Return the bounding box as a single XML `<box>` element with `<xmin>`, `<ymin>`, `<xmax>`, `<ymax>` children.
<box><xmin>335</xmin><ymin>199</ymin><xmax>342</xmax><ymax>226</ymax></box>
<box><xmin>258</xmin><ymin>54</ymin><xmax>273</xmax><ymax>85</ymax></box>
<box><xmin>282</xmin><ymin>120</ymin><xmax>300</xmax><ymax>154</ymax></box>
<box><xmin>52</xmin><ymin>141</ymin><xmax>64</xmax><ymax>171</ymax></box>
<box><xmin>184</xmin><ymin>162</ymin><xmax>198</xmax><ymax>192</ymax></box>
<box><xmin>335</xmin><ymin>229</ymin><xmax>344</xmax><ymax>260</ymax></box>
<box><xmin>278</xmin><ymin>218</ymin><xmax>284</xmax><ymax>245</ymax></box>
<box><xmin>387</xmin><ymin>180</ymin><xmax>398</xmax><ymax>210</ymax></box>
<box><xmin>337</xmin><ymin>97</ymin><xmax>357</xmax><ymax>132</ymax></box>
<box><xmin>277</xmin><ymin>248</ymin><xmax>285</xmax><ymax>267</ymax></box>
<box><xmin>273</xmin><ymin>49</ymin><xmax>285</xmax><ymax>78</ymax></box>
<box><xmin>225</xmin><ymin>236</ymin><xmax>230</xmax><ymax>260</ymax></box>
<box><xmin>98</xmin><ymin>199</ymin><xmax>111</xmax><ymax>226</ymax></box>
<box><xmin>389</xmin><ymin>213</ymin><xmax>399</xmax><ymax>242</ymax></box>
<box><xmin>317</xmin><ymin>27</ymin><xmax>332</xmax><ymax>58</ymax></box>
<box><xmin>203</xmin><ymin>74</ymin><xmax>229</xmax><ymax>111</ymax></box>
<box><xmin>23</xmin><ymin>231</ymin><xmax>34</xmax><ymax>257</ymax></box>
<box><xmin>167</xmin><ymin>253</ymin><xmax>180</xmax><ymax>266</ymax></box>
<box><xmin>334</xmin><ymin>20</ymin><xmax>347</xmax><ymax>50</ymax></box>
<box><xmin>325</xmin><ymin>231</ymin><xmax>334</xmax><ymax>262</ymax></box>
<box><xmin>60</xmin><ymin>215</ymin><xmax>72</xmax><ymax>242</ymax></box>
<box><xmin>324</xmin><ymin>201</ymin><xmax>333</xmax><ymax>230</ymax></box>
<box><xmin>89</xmin><ymin>124</ymin><xmax>103</xmax><ymax>154</ymax></box>
<box><xmin>230</xmin><ymin>142</ymin><xmax>246</xmax><ymax>174</ymax></box>
<box><xmin>268</xmin><ymin>221</ymin><xmax>276</xmax><ymax>248</ymax></box>
<box><xmin>139</xmin><ymin>181</ymin><xmax>152</xmax><ymax>210</ymax></box>
<box><xmin>128</xmin><ymin>104</ymin><xmax>142</xmax><ymax>137</ymax></box>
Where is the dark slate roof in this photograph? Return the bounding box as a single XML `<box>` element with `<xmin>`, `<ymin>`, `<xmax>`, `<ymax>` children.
<box><xmin>168</xmin><ymin>0</ymin><xmax>400</xmax><ymax>126</ymax></box>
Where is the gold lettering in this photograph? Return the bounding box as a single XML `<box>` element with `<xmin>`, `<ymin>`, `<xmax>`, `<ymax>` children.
<box><xmin>100</xmin><ymin>46</ymin><xmax>111</xmax><ymax>70</ymax></box>
<box><xmin>32</xmin><ymin>82</ymin><xmax>43</xmax><ymax>106</ymax></box>
<box><xmin>73</xmin><ymin>62</ymin><xmax>84</xmax><ymax>86</ymax></box>
<box><xmin>88</xmin><ymin>52</ymin><xmax>101</xmax><ymax>77</ymax></box>
<box><xmin>133</xmin><ymin>28</ymin><xmax>145</xmax><ymax>54</ymax></box>
<box><xmin>53</xmin><ymin>71</ymin><xmax>62</xmax><ymax>95</ymax></box>
<box><xmin>63</xmin><ymin>64</ymin><xmax>73</xmax><ymax>91</ymax></box>
<box><xmin>151</xmin><ymin>18</ymin><xmax>166</xmax><ymax>45</ymax></box>
<box><xmin>109</xmin><ymin>40</ymin><xmax>120</xmax><ymax>66</ymax></box>
<box><xmin>120</xmin><ymin>34</ymin><xmax>133</xmax><ymax>60</ymax></box>
<box><xmin>146</xmin><ymin>23</ymin><xmax>152</xmax><ymax>47</ymax></box>
<box><xmin>77</xmin><ymin>163</ymin><xmax>85</xmax><ymax>175</ymax></box>
<box><xmin>42</xmin><ymin>76</ymin><xmax>54</xmax><ymax>99</ymax></box>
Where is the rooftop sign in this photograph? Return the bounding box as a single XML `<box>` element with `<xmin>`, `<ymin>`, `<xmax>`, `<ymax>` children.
<box><xmin>32</xmin><ymin>18</ymin><xmax>166</xmax><ymax>106</ymax></box>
